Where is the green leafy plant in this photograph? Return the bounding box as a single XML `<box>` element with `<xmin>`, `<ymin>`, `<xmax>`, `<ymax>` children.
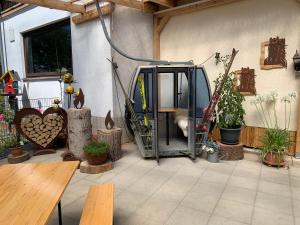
<box><xmin>214</xmin><ymin>55</ymin><xmax>245</xmax><ymax>128</ymax></box>
<box><xmin>251</xmin><ymin>92</ymin><xmax>296</xmax><ymax>158</ymax></box>
<box><xmin>0</xmin><ymin>134</ymin><xmax>22</xmax><ymax>152</ymax></box>
<box><xmin>83</xmin><ymin>141</ymin><xmax>109</xmax><ymax>156</ymax></box>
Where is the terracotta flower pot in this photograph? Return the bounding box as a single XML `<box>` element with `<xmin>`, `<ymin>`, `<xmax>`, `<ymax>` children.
<box><xmin>263</xmin><ymin>152</ymin><xmax>285</xmax><ymax>167</ymax></box>
<box><xmin>85</xmin><ymin>152</ymin><xmax>108</xmax><ymax>165</ymax></box>
<box><xmin>9</xmin><ymin>147</ymin><xmax>24</xmax><ymax>157</ymax></box>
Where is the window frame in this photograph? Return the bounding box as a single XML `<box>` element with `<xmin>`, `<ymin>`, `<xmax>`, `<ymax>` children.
<box><xmin>23</xmin><ymin>19</ymin><xmax>72</xmax><ymax>78</ymax></box>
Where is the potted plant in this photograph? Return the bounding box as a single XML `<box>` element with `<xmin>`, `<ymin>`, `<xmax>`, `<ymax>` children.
<box><xmin>215</xmin><ymin>55</ymin><xmax>245</xmax><ymax>145</ymax></box>
<box><xmin>6</xmin><ymin>135</ymin><xmax>24</xmax><ymax>157</ymax></box>
<box><xmin>83</xmin><ymin>141</ymin><xmax>109</xmax><ymax>165</ymax></box>
<box><xmin>251</xmin><ymin>92</ymin><xmax>296</xmax><ymax>166</ymax></box>
<box><xmin>202</xmin><ymin>140</ymin><xmax>220</xmax><ymax>163</ymax></box>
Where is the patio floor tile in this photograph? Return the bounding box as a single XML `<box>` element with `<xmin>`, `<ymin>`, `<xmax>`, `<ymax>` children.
<box><xmin>208</xmin><ymin>215</ymin><xmax>249</xmax><ymax>225</ymax></box>
<box><xmin>251</xmin><ymin>207</ymin><xmax>294</xmax><ymax>225</ymax></box>
<box><xmin>258</xmin><ymin>180</ymin><xmax>291</xmax><ymax>198</ymax></box>
<box><xmin>227</xmin><ymin>175</ymin><xmax>258</xmax><ymax>190</ymax></box>
<box><xmin>221</xmin><ymin>185</ymin><xmax>256</xmax><ymax>205</ymax></box>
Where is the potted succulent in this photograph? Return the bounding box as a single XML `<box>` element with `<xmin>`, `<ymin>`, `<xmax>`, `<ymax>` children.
<box><xmin>251</xmin><ymin>92</ymin><xmax>296</xmax><ymax>166</ymax></box>
<box><xmin>215</xmin><ymin>55</ymin><xmax>245</xmax><ymax>145</ymax></box>
<box><xmin>83</xmin><ymin>141</ymin><xmax>109</xmax><ymax>165</ymax></box>
<box><xmin>202</xmin><ymin>140</ymin><xmax>220</xmax><ymax>163</ymax></box>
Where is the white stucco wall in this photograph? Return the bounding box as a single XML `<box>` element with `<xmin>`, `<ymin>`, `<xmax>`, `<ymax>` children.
<box><xmin>71</xmin><ymin>17</ymin><xmax>113</xmax><ymax>117</ymax></box>
<box><xmin>161</xmin><ymin>0</ymin><xmax>300</xmax><ymax>131</ymax></box>
<box><xmin>0</xmin><ymin>6</ymin><xmax>70</xmax><ymax>100</ymax></box>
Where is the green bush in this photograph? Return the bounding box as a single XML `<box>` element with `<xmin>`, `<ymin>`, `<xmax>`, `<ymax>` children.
<box><xmin>83</xmin><ymin>141</ymin><xmax>109</xmax><ymax>156</ymax></box>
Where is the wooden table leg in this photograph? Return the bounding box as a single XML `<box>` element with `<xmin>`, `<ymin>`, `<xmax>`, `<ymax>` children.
<box><xmin>58</xmin><ymin>201</ymin><xmax>62</xmax><ymax>225</ymax></box>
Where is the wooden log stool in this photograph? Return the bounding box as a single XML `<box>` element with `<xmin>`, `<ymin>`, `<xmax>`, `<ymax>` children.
<box><xmin>218</xmin><ymin>141</ymin><xmax>244</xmax><ymax>160</ymax></box>
<box><xmin>8</xmin><ymin>151</ymin><xmax>30</xmax><ymax>164</ymax></box>
<box><xmin>80</xmin><ymin>161</ymin><xmax>113</xmax><ymax>174</ymax></box>
<box><xmin>97</xmin><ymin>128</ymin><xmax>122</xmax><ymax>162</ymax></box>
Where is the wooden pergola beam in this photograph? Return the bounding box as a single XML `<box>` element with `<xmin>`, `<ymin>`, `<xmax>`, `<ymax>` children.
<box><xmin>153</xmin><ymin>16</ymin><xmax>170</xmax><ymax>59</ymax></box>
<box><xmin>10</xmin><ymin>0</ymin><xmax>86</xmax><ymax>13</ymax></box>
<box><xmin>144</xmin><ymin>0</ymin><xmax>176</xmax><ymax>8</ymax></box>
<box><xmin>72</xmin><ymin>4</ymin><xmax>113</xmax><ymax>24</ymax></box>
<box><xmin>106</xmin><ymin>0</ymin><xmax>157</xmax><ymax>13</ymax></box>
<box><xmin>154</xmin><ymin>0</ymin><xmax>243</xmax><ymax>18</ymax></box>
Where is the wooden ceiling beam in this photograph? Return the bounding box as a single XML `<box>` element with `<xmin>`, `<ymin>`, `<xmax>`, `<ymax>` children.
<box><xmin>144</xmin><ymin>0</ymin><xmax>176</xmax><ymax>8</ymax></box>
<box><xmin>10</xmin><ymin>0</ymin><xmax>86</xmax><ymax>13</ymax></box>
<box><xmin>72</xmin><ymin>3</ymin><xmax>113</xmax><ymax>24</ymax></box>
<box><xmin>106</xmin><ymin>0</ymin><xmax>157</xmax><ymax>13</ymax></box>
<box><xmin>154</xmin><ymin>0</ymin><xmax>243</xmax><ymax>18</ymax></box>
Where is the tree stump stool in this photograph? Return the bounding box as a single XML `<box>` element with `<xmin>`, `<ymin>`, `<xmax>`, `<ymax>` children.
<box><xmin>8</xmin><ymin>151</ymin><xmax>30</xmax><ymax>164</ymax></box>
<box><xmin>67</xmin><ymin>108</ymin><xmax>92</xmax><ymax>160</ymax></box>
<box><xmin>80</xmin><ymin>161</ymin><xmax>113</xmax><ymax>174</ymax></box>
<box><xmin>97</xmin><ymin>128</ymin><xmax>122</xmax><ymax>161</ymax></box>
<box><xmin>218</xmin><ymin>141</ymin><xmax>244</xmax><ymax>160</ymax></box>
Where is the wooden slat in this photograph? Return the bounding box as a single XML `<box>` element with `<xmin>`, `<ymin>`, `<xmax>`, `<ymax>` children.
<box><xmin>153</xmin><ymin>16</ymin><xmax>170</xmax><ymax>59</ymax></box>
<box><xmin>144</xmin><ymin>0</ymin><xmax>176</xmax><ymax>8</ymax></box>
<box><xmin>0</xmin><ymin>161</ymin><xmax>79</xmax><ymax>225</ymax></box>
<box><xmin>72</xmin><ymin>4</ymin><xmax>113</xmax><ymax>24</ymax></box>
<box><xmin>154</xmin><ymin>0</ymin><xmax>243</xmax><ymax>18</ymax></box>
<box><xmin>0</xmin><ymin>3</ymin><xmax>29</xmax><ymax>18</ymax></box>
<box><xmin>106</xmin><ymin>0</ymin><xmax>157</xmax><ymax>13</ymax></box>
<box><xmin>80</xmin><ymin>184</ymin><xmax>114</xmax><ymax>225</ymax></box>
<box><xmin>10</xmin><ymin>0</ymin><xmax>86</xmax><ymax>13</ymax></box>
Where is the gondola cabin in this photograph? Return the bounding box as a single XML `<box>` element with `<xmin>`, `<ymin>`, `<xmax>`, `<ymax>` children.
<box><xmin>126</xmin><ymin>64</ymin><xmax>211</xmax><ymax>162</ymax></box>
<box><xmin>0</xmin><ymin>70</ymin><xmax>19</xmax><ymax>96</ymax></box>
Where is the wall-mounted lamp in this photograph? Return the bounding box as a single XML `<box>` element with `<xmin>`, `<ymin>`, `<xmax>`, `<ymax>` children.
<box><xmin>293</xmin><ymin>50</ymin><xmax>300</xmax><ymax>72</ymax></box>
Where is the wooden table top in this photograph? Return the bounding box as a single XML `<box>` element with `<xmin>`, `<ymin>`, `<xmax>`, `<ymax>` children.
<box><xmin>0</xmin><ymin>161</ymin><xmax>79</xmax><ymax>225</ymax></box>
<box><xmin>159</xmin><ymin>107</ymin><xmax>177</xmax><ymax>113</ymax></box>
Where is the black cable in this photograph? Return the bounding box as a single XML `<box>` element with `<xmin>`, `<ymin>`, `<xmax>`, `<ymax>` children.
<box><xmin>94</xmin><ymin>0</ymin><xmax>192</xmax><ymax>64</ymax></box>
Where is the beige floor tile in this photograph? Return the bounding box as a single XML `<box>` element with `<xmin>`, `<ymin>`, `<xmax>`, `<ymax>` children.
<box><xmin>258</xmin><ymin>180</ymin><xmax>290</xmax><ymax>198</ymax></box>
<box><xmin>293</xmin><ymin>199</ymin><xmax>300</xmax><ymax>217</ymax></box>
<box><xmin>175</xmin><ymin>165</ymin><xmax>205</xmax><ymax>178</ymax></box>
<box><xmin>61</xmin><ymin>196</ymin><xmax>86</xmax><ymax>221</ymax></box>
<box><xmin>166</xmin><ymin>206</ymin><xmax>210</xmax><ymax>225</ymax></box>
<box><xmin>291</xmin><ymin>176</ymin><xmax>300</xmax><ymax>188</ymax></box>
<box><xmin>207</xmin><ymin>161</ymin><xmax>236</xmax><ymax>175</ymax></box>
<box><xmin>227</xmin><ymin>175</ymin><xmax>258</xmax><ymax>190</ymax></box>
<box><xmin>208</xmin><ymin>215</ymin><xmax>249</xmax><ymax>225</ymax></box>
<box><xmin>201</xmin><ymin>170</ymin><xmax>230</xmax><ymax>184</ymax></box>
<box><xmin>255</xmin><ymin>192</ymin><xmax>293</xmax><ymax>215</ymax></box>
<box><xmin>261</xmin><ymin>170</ymin><xmax>290</xmax><ymax>185</ymax></box>
<box><xmin>289</xmin><ymin>166</ymin><xmax>300</xmax><ymax>177</ymax></box>
<box><xmin>252</xmin><ymin>207</ymin><xmax>294</xmax><ymax>225</ymax></box>
<box><xmin>232</xmin><ymin>167</ymin><xmax>261</xmax><ymax>179</ymax></box>
<box><xmin>194</xmin><ymin>180</ymin><xmax>226</xmax><ymax>196</ymax></box>
<box><xmin>47</xmin><ymin>215</ymin><xmax>79</xmax><ymax>225</ymax></box>
<box><xmin>181</xmin><ymin>190</ymin><xmax>220</xmax><ymax>213</ymax></box>
<box><xmin>221</xmin><ymin>185</ymin><xmax>256</xmax><ymax>205</ymax></box>
<box><xmin>67</xmin><ymin>179</ymin><xmax>96</xmax><ymax>196</ymax></box>
<box><xmin>123</xmin><ymin>214</ymin><xmax>161</xmax><ymax>225</ymax></box>
<box><xmin>115</xmin><ymin>190</ymin><xmax>149</xmax><ymax>213</ymax></box>
<box><xmin>296</xmin><ymin>217</ymin><xmax>300</xmax><ymax>225</ymax></box>
<box><xmin>292</xmin><ymin>187</ymin><xmax>300</xmax><ymax>200</ymax></box>
<box><xmin>135</xmin><ymin>197</ymin><xmax>179</xmax><ymax>223</ymax></box>
<box><xmin>214</xmin><ymin>199</ymin><xmax>253</xmax><ymax>224</ymax></box>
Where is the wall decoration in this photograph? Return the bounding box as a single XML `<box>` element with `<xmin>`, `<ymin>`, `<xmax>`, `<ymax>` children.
<box><xmin>14</xmin><ymin>107</ymin><xmax>67</xmax><ymax>151</ymax></box>
<box><xmin>234</xmin><ymin>67</ymin><xmax>256</xmax><ymax>96</ymax></box>
<box><xmin>0</xmin><ymin>70</ymin><xmax>20</xmax><ymax>95</ymax></box>
<box><xmin>260</xmin><ymin>37</ymin><xmax>287</xmax><ymax>70</ymax></box>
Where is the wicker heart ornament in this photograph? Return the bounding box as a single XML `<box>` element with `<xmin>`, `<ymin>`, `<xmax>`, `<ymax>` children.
<box><xmin>14</xmin><ymin>107</ymin><xmax>67</xmax><ymax>149</ymax></box>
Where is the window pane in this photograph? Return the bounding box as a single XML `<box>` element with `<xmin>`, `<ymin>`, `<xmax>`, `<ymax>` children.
<box><xmin>24</xmin><ymin>19</ymin><xmax>72</xmax><ymax>75</ymax></box>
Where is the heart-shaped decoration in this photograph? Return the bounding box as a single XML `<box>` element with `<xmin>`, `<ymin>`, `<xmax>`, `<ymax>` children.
<box><xmin>14</xmin><ymin>107</ymin><xmax>67</xmax><ymax>149</ymax></box>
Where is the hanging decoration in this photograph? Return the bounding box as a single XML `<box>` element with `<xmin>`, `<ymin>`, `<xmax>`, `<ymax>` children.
<box><xmin>0</xmin><ymin>70</ymin><xmax>20</xmax><ymax>96</ymax></box>
<box><xmin>73</xmin><ymin>88</ymin><xmax>85</xmax><ymax>109</ymax></box>
<box><xmin>260</xmin><ymin>37</ymin><xmax>287</xmax><ymax>70</ymax></box>
<box><xmin>234</xmin><ymin>67</ymin><xmax>256</xmax><ymax>96</ymax></box>
<box><xmin>105</xmin><ymin>110</ymin><xmax>115</xmax><ymax>130</ymax></box>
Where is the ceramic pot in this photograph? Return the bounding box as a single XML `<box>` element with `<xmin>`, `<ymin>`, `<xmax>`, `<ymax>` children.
<box><xmin>9</xmin><ymin>147</ymin><xmax>23</xmax><ymax>157</ymax></box>
<box><xmin>220</xmin><ymin>127</ymin><xmax>241</xmax><ymax>145</ymax></box>
<box><xmin>84</xmin><ymin>152</ymin><xmax>108</xmax><ymax>165</ymax></box>
<box><xmin>263</xmin><ymin>152</ymin><xmax>285</xmax><ymax>167</ymax></box>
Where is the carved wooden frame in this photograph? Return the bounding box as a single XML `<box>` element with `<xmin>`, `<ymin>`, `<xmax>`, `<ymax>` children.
<box><xmin>233</xmin><ymin>69</ymin><xmax>256</xmax><ymax>96</ymax></box>
<box><xmin>260</xmin><ymin>41</ymin><xmax>286</xmax><ymax>70</ymax></box>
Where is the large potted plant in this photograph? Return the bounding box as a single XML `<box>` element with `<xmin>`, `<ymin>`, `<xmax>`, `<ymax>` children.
<box><xmin>215</xmin><ymin>55</ymin><xmax>245</xmax><ymax>145</ymax></box>
<box><xmin>251</xmin><ymin>92</ymin><xmax>296</xmax><ymax>166</ymax></box>
<box><xmin>83</xmin><ymin>141</ymin><xmax>109</xmax><ymax>165</ymax></box>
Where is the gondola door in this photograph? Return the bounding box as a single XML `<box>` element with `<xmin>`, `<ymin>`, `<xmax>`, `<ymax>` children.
<box><xmin>152</xmin><ymin>67</ymin><xmax>159</xmax><ymax>163</ymax></box>
<box><xmin>187</xmin><ymin>67</ymin><xmax>197</xmax><ymax>160</ymax></box>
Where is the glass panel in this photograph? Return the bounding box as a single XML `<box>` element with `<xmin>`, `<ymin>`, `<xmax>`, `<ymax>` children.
<box><xmin>24</xmin><ymin>20</ymin><xmax>72</xmax><ymax>74</ymax></box>
<box><xmin>177</xmin><ymin>72</ymin><xmax>188</xmax><ymax>108</ymax></box>
<box><xmin>196</xmin><ymin>68</ymin><xmax>210</xmax><ymax>118</ymax></box>
<box><xmin>158</xmin><ymin>73</ymin><xmax>174</xmax><ymax>108</ymax></box>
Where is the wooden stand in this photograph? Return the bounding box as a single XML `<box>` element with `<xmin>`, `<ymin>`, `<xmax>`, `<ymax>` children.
<box><xmin>80</xmin><ymin>161</ymin><xmax>113</xmax><ymax>174</ymax></box>
<box><xmin>8</xmin><ymin>151</ymin><xmax>30</xmax><ymax>164</ymax></box>
<box><xmin>33</xmin><ymin>148</ymin><xmax>56</xmax><ymax>156</ymax></box>
<box><xmin>218</xmin><ymin>141</ymin><xmax>244</xmax><ymax>160</ymax></box>
<box><xmin>97</xmin><ymin>128</ymin><xmax>122</xmax><ymax>161</ymax></box>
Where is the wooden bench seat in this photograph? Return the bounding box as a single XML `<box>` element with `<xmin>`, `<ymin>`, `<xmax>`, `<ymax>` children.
<box><xmin>80</xmin><ymin>183</ymin><xmax>114</xmax><ymax>225</ymax></box>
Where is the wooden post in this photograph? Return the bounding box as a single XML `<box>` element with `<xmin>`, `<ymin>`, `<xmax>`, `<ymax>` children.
<box><xmin>97</xmin><ymin>128</ymin><xmax>122</xmax><ymax>161</ymax></box>
<box><xmin>295</xmin><ymin>95</ymin><xmax>300</xmax><ymax>158</ymax></box>
<box><xmin>153</xmin><ymin>16</ymin><xmax>170</xmax><ymax>59</ymax></box>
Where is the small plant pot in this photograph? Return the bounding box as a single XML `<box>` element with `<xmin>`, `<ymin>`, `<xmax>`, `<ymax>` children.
<box><xmin>220</xmin><ymin>127</ymin><xmax>241</xmax><ymax>145</ymax></box>
<box><xmin>85</xmin><ymin>152</ymin><xmax>108</xmax><ymax>165</ymax></box>
<box><xmin>207</xmin><ymin>152</ymin><xmax>219</xmax><ymax>163</ymax></box>
<box><xmin>9</xmin><ymin>147</ymin><xmax>24</xmax><ymax>157</ymax></box>
<box><xmin>263</xmin><ymin>152</ymin><xmax>285</xmax><ymax>167</ymax></box>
